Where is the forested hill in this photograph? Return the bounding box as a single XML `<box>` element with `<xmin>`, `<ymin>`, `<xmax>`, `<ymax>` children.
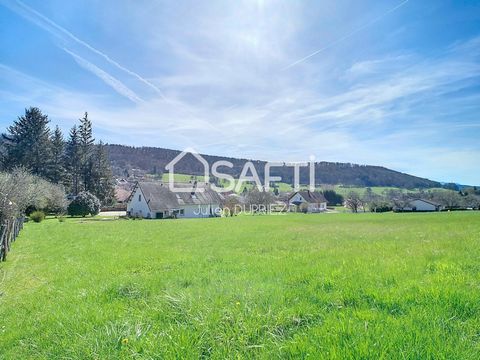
<box><xmin>106</xmin><ymin>144</ymin><xmax>441</xmax><ymax>189</ymax></box>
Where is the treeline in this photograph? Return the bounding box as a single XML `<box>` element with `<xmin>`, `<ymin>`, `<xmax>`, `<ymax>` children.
<box><xmin>1</xmin><ymin>107</ymin><xmax>114</xmax><ymax>205</ymax></box>
<box><xmin>343</xmin><ymin>187</ymin><xmax>480</xmax><ymax>213</ymax></box>
<box><xmin>106</xmin><ymin>144</ymin><xmax>442</xmax><ymax>189</ymax></box>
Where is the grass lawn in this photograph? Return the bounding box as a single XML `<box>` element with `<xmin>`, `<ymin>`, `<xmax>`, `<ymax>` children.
<box><xmin>161</xmin><ymin>173</ymin><xmax>207</xmax><ymax>183</ymax></box>
<box><xmin>1</xmin><ymin>212</ymin><xmax>479</xmax><ymax>358</ymax></box>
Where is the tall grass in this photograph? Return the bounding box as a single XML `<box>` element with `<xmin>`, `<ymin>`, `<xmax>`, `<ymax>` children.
<box><xmin>0</xmin><ymin>212</ymin><xmax>479</xmax><ymax>358</ymax></box>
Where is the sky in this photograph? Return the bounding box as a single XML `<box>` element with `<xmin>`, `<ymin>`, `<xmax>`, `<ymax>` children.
<box><xmin>0</xmin><ymin>0</ymin><xmax>479</xmax><ymax>185</ymax></box>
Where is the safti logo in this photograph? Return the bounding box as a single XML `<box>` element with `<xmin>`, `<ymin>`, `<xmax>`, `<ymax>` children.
<box><xmin>165</xmin><ymin>148</ymin><xmax>316</xmax><ymax>193</ymax></box>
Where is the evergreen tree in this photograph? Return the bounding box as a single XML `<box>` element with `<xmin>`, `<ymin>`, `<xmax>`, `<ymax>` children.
<box><xmin>49</xmin><ymin>126</ymin><xmax>65</xmax><ymax>183</ymax></box>
<box><xmin>0</xmin><ymin>135</ymin><xmax>10</xmax><ymax>171</ymax></box>
<box><xmin>78</xmin><ymin>112</ymin><xmax>95</xmax><ymax>191</ymax></box>
<box><xmin>6</xmin><ymin>107</ymin><xmax>52</xmax><ymax>177</ymax></box>
<box><xmin>90</xmin><ymin>141</ymin><xmax>115</xmax><ymax>205</ymax></box>
<box><xmin>65</xmin><ymin>126</ymin><xmax>81</xmax><ymax>195</ymax></box>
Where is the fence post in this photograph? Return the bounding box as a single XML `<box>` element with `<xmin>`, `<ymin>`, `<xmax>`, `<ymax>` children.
<box><xmin>0</xmin><ymin>224</ymin><xmax>6</xmax><ymax>262</ymax></box>
<box><xmin>0</xmin><ymin>217</ymin><xmax>25</xmax><ymax>262</ymax></box>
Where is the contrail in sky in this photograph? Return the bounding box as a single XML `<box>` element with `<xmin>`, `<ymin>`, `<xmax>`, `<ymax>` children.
<box><xmin>63</xmin><ymin>48</ymin><xmax>144</xmax><ymax>104</ymax></box>
<box><xmin>0</xmin><ymin>0</ymin><xmax>168</xmax><ymax>100</ymax></box>
<box><xmin>0</xmin><ymin>0</ymin><xmax>224</xmax><ymax>134</ymax></box>
<box><xmin>283</xmin><ymin>0</ymin><xmax>410</xmax><ymax>70</ymax></box>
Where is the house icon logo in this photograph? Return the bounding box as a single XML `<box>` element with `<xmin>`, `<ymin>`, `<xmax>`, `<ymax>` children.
<box><xmin>165</xmin><ymin>147</ymin><xmax>210</xmax><ymax>193</ymax></box>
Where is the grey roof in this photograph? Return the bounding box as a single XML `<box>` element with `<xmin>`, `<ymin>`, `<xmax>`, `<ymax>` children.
<box><xmin>277</xmin><ymin>192</ymin><xmax>292</xmax><ymax>201</ymax></box>
<box><xmin>136</xmin><ymin>182</ymin><xmax>224</xmax><ymax>211</ymax></box>
<box><xmin>412</xmin><ymin>198</ymin><xmax>442</xmax><ymax>206</ymax></box>
<box><xmin>289</xmin><ymin>190</ymin><xmax>327</xmax><ymax>204</ymax></box>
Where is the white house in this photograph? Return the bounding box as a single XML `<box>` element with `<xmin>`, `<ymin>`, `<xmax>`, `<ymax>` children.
<box><xmin>287</xmin><ymin>190</ymin><xmax>328</xmax><ymax>212</ymax></box>
<box><xmin>394</xmin><ymin>198</ymin><xmax>443</xmax><ymax>212</ymax></box>
<box><xmin>409</xmin><ymin>199</ymin><xmax>443</xmax><ymax>212</ymax></box>
<box><xmin>127</xmin><ymin>182</ymin><xmax>224</xmax><ymax>219</ymax></box>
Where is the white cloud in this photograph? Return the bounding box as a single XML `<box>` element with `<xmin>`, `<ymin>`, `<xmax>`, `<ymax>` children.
<box><xmin>1</xmin><ymin>1</ymin><xmax>479</xmax><ymax>184</ymax></box>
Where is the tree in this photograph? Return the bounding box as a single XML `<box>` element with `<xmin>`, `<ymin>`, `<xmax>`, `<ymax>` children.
<box><xmin>361</xmin><ymin>188</ymin><xmax>391</xmax><ymax>212</ymax></box>
<box><xmin>442</xmin><ymin>183</ymin><xmax>460</xmax><ymax>191</ymax></box>
<box><xmin>49</xmin><ymin>126</ymin><xmax>65</xmax><ymax>183</ymax></box>
<box><xmin>78</xmin><ymin>112</ymin><xmax>95</xmax><ymax>192</ymax></box>
<box><xmin>323</xmin><ymin>190</ymin><xmax>344</xmax><ymax>206</ymax></box>
<box><xmin>5</xmin><ymin>107</ymin><xmax>52</xmax><ymax>178</ymax></box>
<box><xmin>0</xmin><ymin>135</ymin><xmax>9</xmax><ymax>171</ymax></box>
<box><xmin>67</xmin><ymin>191</ymin><xmax>101</xmax><ymax>217</ymax></box>
<box><xmin>44</xmin><ymin>182</ymin><xmax>68</xmax><ymax>215</ymax></box>
<box><xmin>245</xmin><ymin>188</ymin><xmax>274</xmax><ymax>213</ymax></box>
<box><xmin>0</xmin><ymin>168</ymin><xmax>66</xmax><ymax>222</ymax></box>
<box><xmin>439</xmin><ymin>191</ymin><xmax>463</xmax><ymax>210</ymax></box>
<box><xmin>386</xmin><ymin>189</ymin><xmax>411</xmax><ymax>210</ymax></box>
<box><xmin>89</xmin><ymin>142</ymin><xmax>115</xmax><ymax>205</ymax></box>
<box><xmin>65</xmin><ymin>126</ymin><xmax>81</xmax><ymax>195</ymax></box>
<box><xmin>223</xmin><ymin>195</ymin><xmax>241</xmax><ymax>216</ymax></box>
<box><xmin>345</xmin><ymin>191</ymin><xmax>364</xmax><ymax>213</ymax></box>
<box><xmin>299</xmin><ymin>202</ymin><xmax>309</xmax><ymax>213</ymax></box>
<box><xmin>462</xmin><ymin>194</ymin><xmax>480</xmax><ymax>209</ymax></box>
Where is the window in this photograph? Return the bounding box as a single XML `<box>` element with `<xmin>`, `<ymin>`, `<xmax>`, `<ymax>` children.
<box><xmin>138</xmin><ymin>194</ymin><xmax>142</xmax><ymax>202</ymax></box>
<box><xmin>180</xmin><ymin>209</ymin><xmax>184</xmax><ymax>215</ymax></box>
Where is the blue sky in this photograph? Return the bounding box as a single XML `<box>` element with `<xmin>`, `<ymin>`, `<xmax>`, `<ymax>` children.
<box><xmin>1</xmin><ymin>0</ymin><xmax>479</xmax><ymax>184</ymax></box>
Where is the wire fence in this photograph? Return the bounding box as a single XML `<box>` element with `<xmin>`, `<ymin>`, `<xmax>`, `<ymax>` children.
<box><xmin>0</xmin><ymin>217</ymin><xmax>24</xmax><ymax>262</ymax></box>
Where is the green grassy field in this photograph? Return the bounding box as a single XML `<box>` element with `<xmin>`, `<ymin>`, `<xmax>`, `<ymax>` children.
<box><xmin>1</xmin><ymin>212</ymin><xmax>479</xmax><ymax>359</ymax></box>
<box><xmin>161</xmin><ymin>173</ymin><xmax>208</xmax><ymax>183</ymax></box>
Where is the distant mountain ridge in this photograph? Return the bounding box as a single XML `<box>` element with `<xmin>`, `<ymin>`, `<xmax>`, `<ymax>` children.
<box><xmin>106</xmin><ymin>144</ymin><xmax>442</xmax><ymax>189</ymax></box>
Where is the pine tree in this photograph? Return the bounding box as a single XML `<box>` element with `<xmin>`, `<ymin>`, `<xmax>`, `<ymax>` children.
<box><xmin>6</xmin><ymin>107</ymin><xmax>52</xmax><ymax>177</ymax></box>
<box><xmin>90</xmin><ymin>141</ymin><xmax>115</xmax><ymax>205</ymax></box>
<box><xmin>49</xmin><ymin>126</ymin><xmax>65</xmax><ymax>183</ymax></box>
<box><xmin>78</xmin><ymin>112</ymin><xmax>95</xmax><ymax>191</ymax></box>
<box><xmin>65</xmin><ymin>126</ymin><xmax>81</xmax><ymax>195</ymax></box>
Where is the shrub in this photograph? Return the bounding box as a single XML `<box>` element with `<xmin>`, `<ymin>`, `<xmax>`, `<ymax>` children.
<box><xmin>67</xmin><ymin>191</ymin><xmax>101</xmax><ymax>217</ymax></box>
<box><xmin>299</xmin><ymin>202</ymin><xmax>309</xmax><ymax>213</ymax></box>
<box><xmin>30</xmin><ymin>210</ymin><xmax>45</xmax><ymax>223</ymax></box>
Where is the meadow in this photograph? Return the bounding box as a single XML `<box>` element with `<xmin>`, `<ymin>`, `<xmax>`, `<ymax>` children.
<box><xmin>1</xmin><ymin>212</ymin><xmax>479</xmax><ymax>359</ymax></box>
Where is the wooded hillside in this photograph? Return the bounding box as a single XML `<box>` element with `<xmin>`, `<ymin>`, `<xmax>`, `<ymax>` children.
<box><xmin>106</xmin><ymin>144</ymin><xmax>441</xmax><ymax>189</ymax></box>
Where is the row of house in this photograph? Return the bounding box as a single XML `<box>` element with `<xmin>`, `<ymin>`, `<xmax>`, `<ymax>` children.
<box><xmin>127</xmin><ymin>182</ymin><xmax>328</xmax><ymax>219</ymax></box>
<box><xmin>127</xmin><ymin>181</ymin><xmax>446</xmax><ymax>219</ymax></box>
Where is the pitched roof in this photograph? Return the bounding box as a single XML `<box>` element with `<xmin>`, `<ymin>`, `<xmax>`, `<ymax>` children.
<box><xmin>412</xmin><ymin>198</ymin><xmax>442</xmax><ymax>206</ymax></box>
<box><xmin>135</xmin><ymin>182</ymin><xmax>224</xmax><ymax>211</ymax></box>
<box><xmin>115</xmin><ymin>186</ymin><xmax>131</xmax><ymax>202</ymax></box>
<box><xmin>289</xmin><ymin>190</ymin><xmax>327</xmax><ymax>204</ymax></box>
